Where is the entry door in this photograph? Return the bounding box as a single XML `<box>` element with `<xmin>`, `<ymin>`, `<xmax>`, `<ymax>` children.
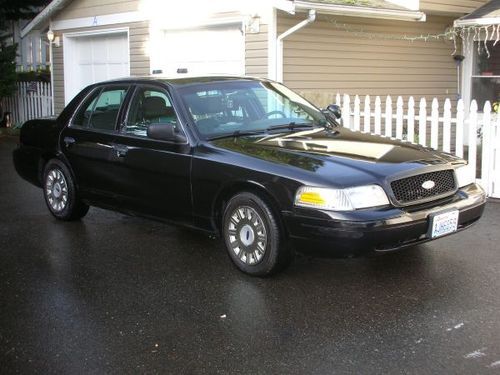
<box><xmin>160</xmin><ymin>26</ymin><xmax>244</xmax><ymax>76</ymax></box>
<box><xmin>64</xmin><ymin>32</ymin><xmax>129</xmax><ymax>104</ymax></box>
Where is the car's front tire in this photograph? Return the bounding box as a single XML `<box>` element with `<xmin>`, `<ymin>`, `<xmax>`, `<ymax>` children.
<box><xmin>222</xmin><ymin>192</ymin><xmax>292</xmax><ymax>276</ymax></box>
<box><xmin>43</xmin><ymin>159</ymin><xmax>89</xmax><ymax>221</ymax></box>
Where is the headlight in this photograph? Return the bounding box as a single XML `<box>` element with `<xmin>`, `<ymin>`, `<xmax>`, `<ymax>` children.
<box><xmin>455</xmin><ymin>165</ymin><xmax>475</xmax><ymax>188</ymax></box>
<box><xmin>295</xmin><ymin>185</ymin><xmax>389</xmax><ymax>211</ymax></box>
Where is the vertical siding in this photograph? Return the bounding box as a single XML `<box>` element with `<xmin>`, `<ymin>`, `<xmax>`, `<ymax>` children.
<box><xmin>52</xmin><ymin>21</ymin><xmax>150</xmax><ymax>114</ymax></box>
<box><xmin>245</xmin><ymin>24</ymin><xmax>269</xmax><ymax>78</ymax></box>
<box><xmin>278</xmin><ymin>13</ymin><xmax>459</xmax><ymax>107</ymax></box>
<box><xmin>56</xmin><ymin>0</ymin><xmax>140</xmax><ymax>20</ymax></box>
<box><xmin>420</xmin><ymin>1</ymin><xmax>487</xmax><ymax>15</ymax></box>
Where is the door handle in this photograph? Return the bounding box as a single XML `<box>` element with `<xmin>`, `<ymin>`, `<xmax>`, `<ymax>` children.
<box><xmin>63</xmin><ymin>136</ymin><xmax>76</xmax><ymax>147</ymax></box>
<box><xmin>112</xmin><ymin>144</ymin><xmax>129</xmax><ymax>157</ymax></box>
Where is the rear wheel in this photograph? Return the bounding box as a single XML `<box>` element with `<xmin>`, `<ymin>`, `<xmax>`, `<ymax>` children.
<box><xmin>43</xmin><ymin>159</ymin><xmax>89</xmax><ymax>221</ymax></box>
<box><xmin>222</xmin><ymin>192</ymin><xmax>292</xmax><ymax>276</ymax></box>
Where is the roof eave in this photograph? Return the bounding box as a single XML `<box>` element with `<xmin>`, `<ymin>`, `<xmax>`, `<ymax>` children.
<box><xmin>294</xmin><ymin>1</ymin><xmax>426</xmax><ymax>22</ymax></box>
<box><xmin>20</xmin><ymin>0</ymin><xmax>72</xmax><ymax>38</ymax></box>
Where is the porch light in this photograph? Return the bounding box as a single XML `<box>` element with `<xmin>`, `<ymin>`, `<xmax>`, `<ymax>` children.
<box><xmin>46</xmin><ymin>30</ymin><xmax>60</xmax><ymax>47</ymax></box>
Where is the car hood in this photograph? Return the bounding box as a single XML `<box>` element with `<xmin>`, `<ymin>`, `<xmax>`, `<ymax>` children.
<box><xmin>210</xmin><ymin>127</ymin><xmax>463</xmax><ymax>186</ymax></box>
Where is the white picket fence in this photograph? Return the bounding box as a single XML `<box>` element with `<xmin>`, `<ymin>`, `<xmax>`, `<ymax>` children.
<box><xmin>336</xmin><ymin>94</ymin><xmax>500</xmax><ymax>198</ymax></box>
<box><xmin>1</xmin><ymin>82</ymin><xmax>53</xmax><ymax>126</ymax></box>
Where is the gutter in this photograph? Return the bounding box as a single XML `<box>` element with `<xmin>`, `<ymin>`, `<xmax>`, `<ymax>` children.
<box><xmin>294</xmin><ymin>1</ymin><xmax>426</xmax><ymax>22</ymax></box>
<box><xmin>21</xmin><ymin>0</ymin><xmax>71</xmax><ymax>38</ymax></box>
<box><xmin>454</xmin><ymin>18</ymin><xmax>500</xmax><ymax>27</ymax></box>
<box><xmin>276</xmin><ymin>9</ymin><xmax>316</xmax><ymax>82</ymax></box>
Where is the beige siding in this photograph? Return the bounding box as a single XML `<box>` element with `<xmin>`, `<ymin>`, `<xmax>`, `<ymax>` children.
<box><xmin>420</xmin><ymin>1</ymin><xmax>487</xmax><ymax>15</ymax></box>
<box><xmin>278</xmin><ymin>13</ymin><xmax>459</xmax><ymax>107</ymax></box>
<box><xmin>52</xmin><ymin>21</ymin><xmax>150</xmax><ymax>114</ymax></box>
<box><xmin>56</xmin><ymin>0</ymin><xmax>140</xmax><ymax>20</ymax></box>
<box><xmin>245</xmin><ymin>24</ymin><xmax>269</xmax><ymax>78</ymax></box>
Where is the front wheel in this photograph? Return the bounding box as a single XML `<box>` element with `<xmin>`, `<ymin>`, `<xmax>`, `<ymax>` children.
<box><xmin>222</xmin><ymin>192</ymin><xmax>292</xmax><ymax>276</ymax></box>
<box><xmin>43</xmin><ymin>159</ymin><xmax>89</xmax><ymax>221</ymax></box>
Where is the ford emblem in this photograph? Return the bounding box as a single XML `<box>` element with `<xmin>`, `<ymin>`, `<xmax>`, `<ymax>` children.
<box><xmin>422</xmin><ymin>180</ymin><xmax>435</xmax><ymax>190</ymax></box>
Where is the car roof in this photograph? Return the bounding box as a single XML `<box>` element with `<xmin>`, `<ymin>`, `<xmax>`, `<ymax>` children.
<box><xmin>96</xmin><ymin>75</ymin><xmax>270</xmax><ymax>87</ymax></box>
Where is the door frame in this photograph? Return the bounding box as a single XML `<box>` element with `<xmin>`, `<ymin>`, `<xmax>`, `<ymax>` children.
<box><xmin>63</xmin><ymin>27</ymin><xmax>130</xmax><ymax>105</ymax></box>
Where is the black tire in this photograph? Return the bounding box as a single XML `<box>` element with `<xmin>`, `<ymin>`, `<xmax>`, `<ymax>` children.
<box><xmin>222</xmin><ymin>192</ymin><xmax>293</xmax><ymax>276</ymax></box>
<box><xmin>42</xmin><ymin>159</ymin><xmax>89</xmax><ymax>221</ymax></box>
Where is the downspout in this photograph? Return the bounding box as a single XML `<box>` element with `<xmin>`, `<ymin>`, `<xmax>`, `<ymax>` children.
<box><xmin>276</xmin><ymin>9</ymin><xmax>316</xmax><ymax>83</ymax></box>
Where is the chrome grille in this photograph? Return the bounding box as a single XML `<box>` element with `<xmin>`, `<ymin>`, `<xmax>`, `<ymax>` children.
<box><xmin>390</xmin><ymin>170</ymin><xmax>456</xmax><ymax>205</ymax></box>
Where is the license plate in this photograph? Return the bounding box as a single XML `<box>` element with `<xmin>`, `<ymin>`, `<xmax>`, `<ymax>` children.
<box><xmin>429</xmin><ymin>210</ymin><xmax>459</xmax><ymax>238</ymax></box>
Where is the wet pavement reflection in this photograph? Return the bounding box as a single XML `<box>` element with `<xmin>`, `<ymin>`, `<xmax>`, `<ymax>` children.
<box><xmin>1</xmin><ymin>136</ymin><xmax>500</xmax><ymax>374</ymax></box>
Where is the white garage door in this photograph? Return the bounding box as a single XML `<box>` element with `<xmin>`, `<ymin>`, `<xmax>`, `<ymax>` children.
<box><xmin>64</xmin><ymin>32</ymin><xmax>129</xmax><ymax>104</ymax></box>
<box><xmin>159</xmin><ymin>26</ymin><xmax>244</xmax><ymax>76</ymax></box>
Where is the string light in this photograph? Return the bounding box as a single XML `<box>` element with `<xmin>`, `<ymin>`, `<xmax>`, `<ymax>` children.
<box><xmin>326</xmin><ymin>18</ymin><xmax>500</xmax><ymax>58</ymax></box>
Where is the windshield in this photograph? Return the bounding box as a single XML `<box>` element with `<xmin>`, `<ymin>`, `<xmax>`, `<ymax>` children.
<box><xmin>177</xmin><ymin>80</ymin><xmax>328</xmax><ymax>139</ymax></box>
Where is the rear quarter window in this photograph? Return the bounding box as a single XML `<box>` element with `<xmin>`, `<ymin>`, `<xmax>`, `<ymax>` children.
<box><xmin>72</xmin><ymin>86</ymin><xmax>129</xmax><ymax>131</ymax></box>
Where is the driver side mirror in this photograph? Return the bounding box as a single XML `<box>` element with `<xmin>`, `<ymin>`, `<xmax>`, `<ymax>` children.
<box><xmin>147</xmin><ymin>123</ymin><xmax>187</xmax><ymax>143</ymax></box>
<box><xmin>324</xmin><ymin>104</ymin><xmax>342</xmax><ymax>119</ymax></box>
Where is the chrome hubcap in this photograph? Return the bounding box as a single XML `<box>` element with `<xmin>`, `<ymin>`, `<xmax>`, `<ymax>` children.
<box><xmin>45</xmin><ymin>168</ymin><xmax>68</xmax><ymax>212</ymax></box>
<box><xmin>227</xmin><ymin>206</ymin><xmax>267</xmax><ymax>265</ymax></box>
<box><xmin>239</xmin><ymin>224</ymin><xmax>255</xmax><ymax>246</ymax></box>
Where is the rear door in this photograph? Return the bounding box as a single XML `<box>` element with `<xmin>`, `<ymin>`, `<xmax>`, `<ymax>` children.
<box><xmin>60</xmin><ymin>84</ymin><xmax>131</xmax><ymax>205</ymax></box>
<box><xmin>108</xmin><ymin>84</ymin><xmax>193</xmax><ymax>224</ymax></box>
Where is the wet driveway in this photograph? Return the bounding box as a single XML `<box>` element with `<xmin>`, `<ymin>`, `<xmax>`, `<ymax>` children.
<box><xmin>1</xmin><ymin>136</ymin><xmax>500</xmax><ymax>374</ymax></box>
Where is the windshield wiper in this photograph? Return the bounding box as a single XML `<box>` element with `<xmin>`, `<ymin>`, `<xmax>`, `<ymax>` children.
<box><xmin>207</xmin><ymin>130</ymin><xmax>266</xmax><ymax>141</ymax></box>
<box><xmin>266</xmin><ymin>122</ymin><xmax>315</xmax><ymax>132</ymax></box>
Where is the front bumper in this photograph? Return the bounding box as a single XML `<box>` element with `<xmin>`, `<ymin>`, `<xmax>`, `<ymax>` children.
<box><xmin>283</xmin><ymin>183</ymin><xmax>486</xmax><ymax>254</ymax></box>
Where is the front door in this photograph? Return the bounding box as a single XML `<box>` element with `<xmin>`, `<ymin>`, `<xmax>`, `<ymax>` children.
<box><xmin>109</xmin><ymin>85</ymin><xmax>192</xmax><ymax>224</ymax></box>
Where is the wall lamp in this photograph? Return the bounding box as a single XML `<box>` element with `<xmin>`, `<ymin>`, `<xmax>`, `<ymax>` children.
<box><xmin>47</xmin><ymin>30</ymin><xmax>60</xmax><ymax>47</ymax></box>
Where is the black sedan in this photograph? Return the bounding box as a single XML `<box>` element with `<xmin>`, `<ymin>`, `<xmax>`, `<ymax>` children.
<box><xmin>13</xmin><ymin>76</ymin><xmax>486</xmax><ymax>275</ymax></box>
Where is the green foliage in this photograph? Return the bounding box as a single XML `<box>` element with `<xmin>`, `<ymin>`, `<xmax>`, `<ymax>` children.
<box><xmin>0</xmin><ymin>42</ymin><xmax>17</xmax><ymax>98</ymax></box>
<box><xmin>17</xmin><ymin>69</ymin><xmax>51</xmax><ymax>82</ymax></box>
<box><xmin>0</xmin><ymin>0</ymin><xmax>51</xmax><ymax>23</ymax></box>
<box><xmin>0</xmin><ymin>0</ymin><xmax>51</xmax><ymax>98</ymax></box>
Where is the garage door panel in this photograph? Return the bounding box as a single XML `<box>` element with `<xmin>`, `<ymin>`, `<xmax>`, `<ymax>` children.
<box><xmin>160</xmin><ymin>26</ymin><xmax>243</xmax><ymax>76</ymax></box>
<box><xmin>65</xmin><ymin>31</ymin><xmax>130</xmax><ymax>104</ymax></box>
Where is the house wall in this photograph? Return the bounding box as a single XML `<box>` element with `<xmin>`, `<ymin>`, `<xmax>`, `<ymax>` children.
<box><xmin>245</xmin><ymin>23</ymin><xmax>269</xmax><ymax>78</ymax></box>
<box><xmin>52</xmin><ymin>21</ymin><xmax>149</xmax><ymax>114</ymax></box>
<box><xmin>55</xmin><ymin>0</ymin><xmax>140</xmax><ymax>20</ymax></box>
<box><xmin>278</xmin><ymin>12</ymin><xmax>459</xmax><ymax>108</ymax></box>
<box><xmin>419</xmin><ymin>0</ymin><xmax>488</xmax><ymax>15</ymax></box>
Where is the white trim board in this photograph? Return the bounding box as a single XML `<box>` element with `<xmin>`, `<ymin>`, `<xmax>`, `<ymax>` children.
<box><xmin>51</xmin><ymin>11</ymin><xmax>146</xmax><ymax>31</ymax></box>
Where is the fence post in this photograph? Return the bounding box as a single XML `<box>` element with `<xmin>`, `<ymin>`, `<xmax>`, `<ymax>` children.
<box><xmin>396</xmin><ymin>96</ymin><xmax>403</xmax><ymax>140</ymax></box>
<box><xmin>335</xmin><ymin>93</ymin><xmax>341</xmax><ymax>106</ymax></box>
<box><xmin>407</xmin><ymin>97</ymin><xmax>415</xmax><ymax>143</ymax></box>
<box><xmin>494</xmin><ymin>113</ymin><xmax>500</xmax><ymax>197</ymax></box>
<box><xmin>456</xmin><ymin>99</ymin><xmax>464</xmax><ymax>158</ymax></box>
<box><xmin>363</xmin><ymin>95</ymin><xmax>371</xmax><ymax>133</ymax></box>
<box><xmin>443</xmin><ymin>99</ymin><xmax>451</xmax><ymax>153</ymax></box>
<box><xmin>374</xmin><ymin>96</ymin><xmax>381</xmax><ymax>135</ymax></box>
<box><xmin>468</xmin><ymin>100</ymin><xmax>478</xmax><ymax>182</ymax></box>
<box><xmin>418</xmin><ymin>98</ymin><xmax>427</xmax><ymax>146</ymax></box>
<box><xmin>481</xmin><ymin>101</ymin><xmax>492</xmax><ymax>194</ymax></box>
<box><xmin>353</xmin><ymin>95</ymin><xmax>360</xmax><ymax>131</ymax></box>
<box><xmin>430</xmin><ymin>98</ymin><xmax>439</xmax><ymax>150</ymax></box>
<box><xmin>342</xmin><ymin>94</ymin><xmax>351</xmax><ymax>129</ymax></box>
<box><xmin>385</xmin><ymin>96</ymin><xmax>392</xmax><ymax>137</ymax></box>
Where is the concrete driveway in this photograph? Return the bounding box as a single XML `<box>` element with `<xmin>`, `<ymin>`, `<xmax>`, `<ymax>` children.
<box><xmin>1</xmin><ymin>136</ymin><xmax>500</xmax><ymax>374</ymax></box>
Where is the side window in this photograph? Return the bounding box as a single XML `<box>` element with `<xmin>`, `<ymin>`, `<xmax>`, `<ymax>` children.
<box><xmin>72</xmin><ymin>86</ymin><xmax>128</xmax><ymax>131</ymax></box>
<box><xmin>72</xmin><ymin>89</ymin><xmax>100</xmax><ymax>127</ymax></box>
<box><xmin>125</xmin><ymin>87</ymin><xmax>178</xmax><ymax>137</ymax></box>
